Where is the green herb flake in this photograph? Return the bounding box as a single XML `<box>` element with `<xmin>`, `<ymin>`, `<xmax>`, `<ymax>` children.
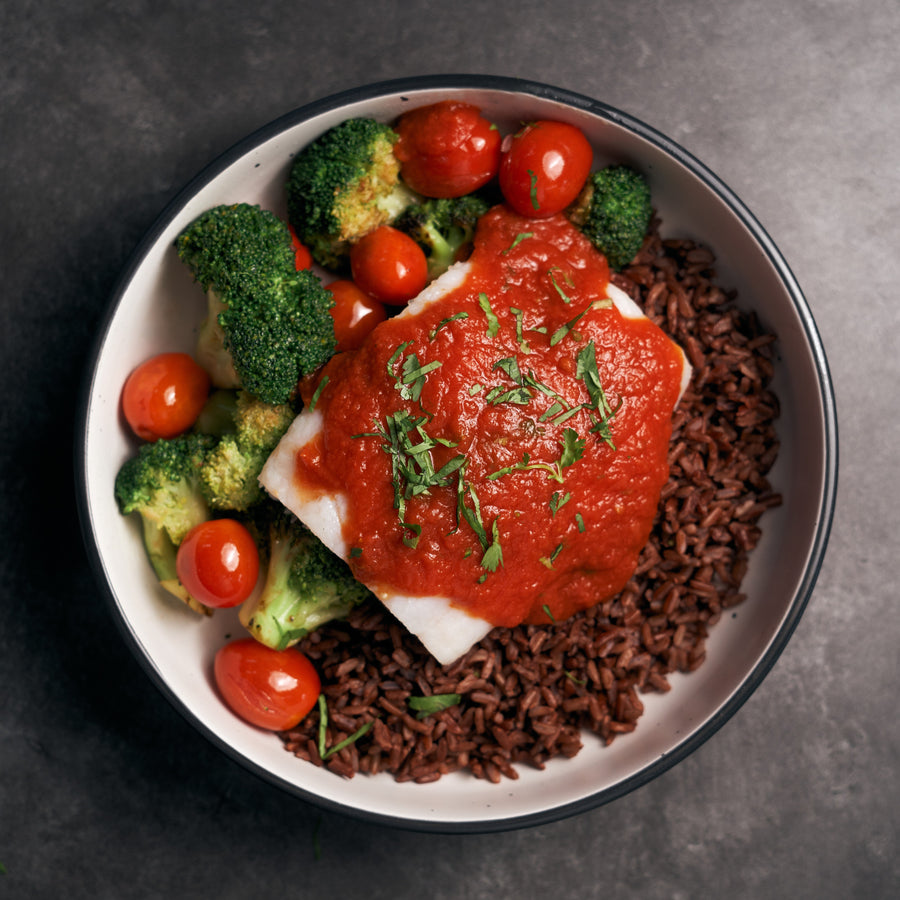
<box><xmin>349</xmin><ymin>546</ymin><xmax>363</xmax><ymax>558</ymax></box>
<box><xmin>510</xmin><ymin>307</ymin><xmax>531</xmax><ymax>353</ymax></box>
<box><xmin>481</xmin><ymin>517</ymin><xmax>504</xmax><ymax>573</ymax></box>
<box><xmin>308</xmin><ymin>375</ymin><xmax>329</xmax><ymax>412</ymax></box>
<box><xmin>409</xmin><ymin>693</ymin><xmax>462</xmax><ymax>719</ymax></box>
<box><xmin>478</xmin><ymin>292</ymin><xmax>500</xmax><ymax>337</ymax></box>
<box><xmin>316</xmin><ymin>694</ymin><xmax>329</xmax><ymax>759</ymax></box>
<box><xmin>565</xmin><ymin>670</ymin><xmax>587</xmax><ymax>686</ymax></box>
<box><xmin>548</xmin><ymin>267</ymin><xmax>574</xmax><ymax>303</ymax></box>
<box><xmin>575</xmin><ymin>340</ymin><xmax>620</xmax><ymax>449</ymax></box>
<box><xmin>325</xmin><ymin>721</ymin><xmax>374</xmax><ymax>758</ymax></box>
<box><xmin>575</xmin><ymin>512</ymin><xmax>586</xmax><ymax>532</ymax></box>
<box><xmin>430</xmin><ymin>311</ymin><xmax>469</xmax><ymax>339</ymax></box>
<box><xmin>317</xmin><ymin>694</ymin><xmax>374</xmax><ymax>759</ymax></box>
<box><xmin>539</xmin><ymin>542</ymin><xmax>565</xmax><ymax>569</ymax></box>
<box><xmin>550</xmin><ymin>302</ymin><xmax>597</xmax><ymax>346</ymax></box>
<box><xmin>541</xmin><ymin>603</ymin><xmax>557</xmax><ymax>623</ymax></box>
<box><xmin>503</xmin><ymin>232</ymin><xmax>534</xmax><ymax>254</ymax></box>
<box><xmin>549</xmin><ymin>491</ymin><xmax>571</xmax><ymax>516</ymax></box>
<box><xmin>559</xmin><ymin>427</ymin><xmax>586</xmax><ymax>469</ymax></box>
<box><xmin>401</xmin><ymin>521</ymin><xmax>422</xmax><ymax>549</ymax></box>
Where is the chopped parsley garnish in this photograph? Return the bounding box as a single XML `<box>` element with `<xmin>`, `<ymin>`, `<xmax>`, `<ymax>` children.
<box><xmin>550</xmin><ymin>302</ymin><xmax>596</xmax><ymax>346</ymax></box>
<box><xmin>478</xmin><ymin>292</ymin><xmax>500</xmax><ymax>337</ymax></box>
<box><xmin>548</xmin><ymin>267</ymin><xmax>573</xmax><ymax>303</ymax></box>
<box><xmin>317</xmin><ymin>695</ymin><xmax>374</xmax><ymax>759</ymax></box>
<box><xmin>503</xmin><ymin>232</ymin><xmax>534</xmax><ymax>254</ymax></box>
<box><xmin>455</xmin><ymin>471</ymin><xmax>503</xmax><ymax>578</ymax></box>
<box><xmin>575</xmin><ymin>340</ymin><xmax>621</xmax><ymax>448</ymax></box>
<box><xmin>549</xmin><ymin>491</ymin><xmax>571</xmax><ymax>516</ymax></box>
<box><xmin>509</xmin><ymin>307</ymin><xmax>531</xmax><ymax>353</ymax></box>
<box><xmin>487</xmin><ymin>427</ymin><xmax>585</xmax><ymax>485</ymax></box>
<box><xmin>539</xmin><ymin>542</ymin><xmax>565</xmax><ymax>569</ymax></box>
<box><xmin>430</xmin><ymin>311</ymin><xmax>469</xmax><ymax>339</ymax></box>
<box><xmin>387</xmin><ymin>341</ymin><xmax>443</xmax><ymax>403</ymax></box>
<box><xmin>357</xmin><ymin>409</ymin><xmax>464</xmax><ymax>546</ymax></box>
<box><xmin>308</xmin><ymin>375</ymin><xmax>329</xmax><ymax>411</ymax></box>
<box><xmin>408</xmin><ymin>693</ymin><xmax>462</xmax><ymax>719</ymax></box>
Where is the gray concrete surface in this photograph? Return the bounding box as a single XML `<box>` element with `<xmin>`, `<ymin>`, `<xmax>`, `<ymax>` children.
<box><xmin>2</xmin><ymin>1</ymin><xmax>897</xmax><ymax>897</ymax></box>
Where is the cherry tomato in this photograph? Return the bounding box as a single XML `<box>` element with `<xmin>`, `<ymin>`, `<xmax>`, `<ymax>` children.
<box><xmin>499</xmin><ymin>120</ymin><xmax>593</xmax><ymax>218</ymax></box>
<box><xmin>176</xmin><ymin>519</ymin><xmax>260</xmax><ymax>609</ymax></box>
<box><xmin>288</xmin><ymin>224</ymin><xmax>313</xmax><ymax>270</ymax></box>
<box><xmin>122</xmin><ymin>352</ymin><xmax>210</xmax><ymax>442</ymax></box>
<box><xmin>350</xmin><ymin>226</ymin><xmax>428</xmax><ymax>305</ymax></box>
<box><xmin>327</xmin><ymin>279</ymin><xmax>388</xmax><ymax>351</ymax></box>
<box><xmin>395</xmin><ymin>100</ymin><xmax>501</xmax><ymax>198</ymax></box>
<box><xmin>214</xmin><ymin>638</ymin><xmax>321</xmax><ymax>731</ymax></box>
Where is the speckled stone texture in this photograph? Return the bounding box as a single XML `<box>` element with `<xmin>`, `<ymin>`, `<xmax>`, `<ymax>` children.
<box><xmin>2</xmin><ymin>1</ymin><xmax>898</xmax><ymax>897</ymax></box>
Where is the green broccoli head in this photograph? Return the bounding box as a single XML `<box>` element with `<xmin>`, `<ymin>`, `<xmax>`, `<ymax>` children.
<box><xmin>176</xmin><ymin>203</ymin><xmax>337</xmax><ymax>404</ymax></box>
<box><xmin>286</xmin><ymin>118</ymin><xmax>419</xmax><ymax>270</ymax></box>
<box><xmin>114</xmin><ymin>433</ymin><xmax>217</xmax><ymax>613</ymax></box>
<box><xmin>568</xmin><ymin>165</ymin><xmax>652</xmax><ymax>271</ymax></box>
<box><xmin>239</xmin><ymin>508</ymin><xmax>372</xmax><ymax>651</ymax></box>
<box><xmin>394</xmin><ymin>193</ymin><xmax>492</xmax><ymax>281</ymax></box>
<box><xmin>200</xmin><ymin>391</ymin><xmax>296</xmax><ymax>511</ymax></box>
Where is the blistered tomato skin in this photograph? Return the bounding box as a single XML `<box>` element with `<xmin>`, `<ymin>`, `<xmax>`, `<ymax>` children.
<box><xmin>499</xmin><ymin>121</ymin><xmax>593</xmax><ymax>218</ymax></box>
<box><xmin>350</xmin><ymin>226</ymin><xmax>428</xmax><ymax>305</ymax></box>
<box><xmin>176</xmin><ymin>519</ymin><xmax>260</xmax><ymax>609</ymax></box>
<box><xmin>214</xmin><ymin>638</ymin><xmax>321</xmax><ymax>731</ymax></box>
<box><xmin>395</xmin><ymin>100</ymin><xmax>502</xmax><ymax>198</ymax></box>
<box><xmin>121</xmin><ymin>352</ymin><xmax>211</xmax><ymax>442</ymax></box>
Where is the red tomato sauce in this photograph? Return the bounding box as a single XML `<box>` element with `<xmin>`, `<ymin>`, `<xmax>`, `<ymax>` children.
<box><xmin>296</xmin><ymin>206</ymin><xmax>687</xmax><ymax>627</ymax></box>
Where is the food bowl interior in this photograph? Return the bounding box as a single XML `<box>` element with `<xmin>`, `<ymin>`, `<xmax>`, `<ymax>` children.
<box><xmin>78</xmin><ymin>78</ymin><xmax>836</xmax><ymax>831</ymax></box>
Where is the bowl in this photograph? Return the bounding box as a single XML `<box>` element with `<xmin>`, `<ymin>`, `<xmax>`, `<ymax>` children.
<box><xmin>75</xmin><ymin>75</ymin><xmax>838</xmax><ymax>832</ymax></box>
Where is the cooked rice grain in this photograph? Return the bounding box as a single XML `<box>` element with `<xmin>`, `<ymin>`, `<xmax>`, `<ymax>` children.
<box><xmin>281</xmin><ymin>219</ymin><xmax>782</xmax><ymax>783</ymax></box>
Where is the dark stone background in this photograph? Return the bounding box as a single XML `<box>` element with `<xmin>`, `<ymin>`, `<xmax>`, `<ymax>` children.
<box><xmin>2</xmin><ymin>1</ymin><xmax>897</xmax><ymax>897</ymax></box>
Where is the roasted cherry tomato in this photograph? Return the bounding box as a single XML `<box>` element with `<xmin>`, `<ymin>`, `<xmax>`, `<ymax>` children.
<box><xmin>122</xmin><ymin>352</ymin><xmax>210</xmax><ymax>442</ymax></box>
<box><xmin>395</xmin><ymin>100</ymin><xmax>501</xmax><ymax>198</ymax></box>
<box><xmin>176</xmin><ymin>519</ymin><xmax>260</xmax><ymax>609</ymax></box>
<box><xmin>288</xmin><ymin>224</ymin><xmax>313</xmax><ymax>270</ymax></box>
<box><xmin>499</xmin><ymin>120</ymin><xmax>593</xmax><ymax>218</ymax></box>
<box><xmin>350</xmin><ymin>226</ymin><xmax>428</xmax><ymax>305</ymax></box>
<box><xmin>214</xmin><ymin>638</ymin><xmax>321</xmax><ymax>731</ymax></box>
<box><xmin>327</xmin><ymin>279</ymin><xmax>388</xmax><ymax>351</ymax></box>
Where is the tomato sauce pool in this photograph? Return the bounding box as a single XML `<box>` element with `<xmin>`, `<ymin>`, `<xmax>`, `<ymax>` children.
<box><xmin>296</xmin><ymin>206</ymin><xmax>687</xmax><ymax>628</ymax></box>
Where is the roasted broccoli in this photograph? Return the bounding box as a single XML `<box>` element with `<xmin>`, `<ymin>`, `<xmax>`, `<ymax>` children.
<box><xmin>239</xmin><ymin>508</ymin><xmax>372</xmax><ymax>651</ymax></box>
<box><xmin>200</xmin><ymin>390</ymin><xmax>296</xmax><ymax>512</ymax></box>
<box><xmin>286</xmin><ymin>118</ymin><xmax>419</xmax><ymax>270</ymax></box>
<box><xmin>175</xmin><ymin>203</ymin><xmax>336</xmax><ymax>404</ymax></box>
<box><xmin>114</xmin><ymin>432</ymin><xmax>217</xmax><ymax>614</ymax></box>
<box><xmin>567</xmin><ymin>165</ymin><xmax>652</xmax><ymax>271</ymax></box>
<box><xmin>394</xmin><ymin>193</ymin><xmax>491</xmax><ymax>281</ymax></box>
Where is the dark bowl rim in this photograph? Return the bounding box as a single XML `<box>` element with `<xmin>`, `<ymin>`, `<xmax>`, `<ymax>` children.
<box><xmin>74</xmin><ymin>73</ymin><xmax>839</xmax><ymax>834</ymax></box>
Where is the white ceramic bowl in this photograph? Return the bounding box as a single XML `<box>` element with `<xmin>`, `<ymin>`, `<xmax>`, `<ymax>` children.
<box><xmin>76</xmin><ymin>76</ymin><xmax>838</xmax><ymax>832</ymax></box>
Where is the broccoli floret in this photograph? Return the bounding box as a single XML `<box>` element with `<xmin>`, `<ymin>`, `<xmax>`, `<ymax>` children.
<box><xmin>394</xmin><ymin>193</ymin><xmax>491</xmax><ymax>281</ymax></box>
<box><xmin>175</xmin><ymin>203</ymin><xmax>337</xmax><ymax>404</ymax></box>
<box><xmin>114</xmin><ymin>433</ymin><xmax>217</xmax><ymax>614</ymax></box>
<box><xmin>286</xmin><ymin>118</ymin><xmax>419</xmax><ymax>270</ymax></box>
<box><xmin>567</xmin><ymin>165</ymin><xmax>652</xmax><ymax>271</ymax></box>
<box><xmin>239</xmin><ymin>508</ymin><xmax>372</xmax><ymax>651</ymax></box>
<box><xmin>200</xmin><ymin>391</ymin><xmax>296</xmax><ymax>511</ymax></box>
